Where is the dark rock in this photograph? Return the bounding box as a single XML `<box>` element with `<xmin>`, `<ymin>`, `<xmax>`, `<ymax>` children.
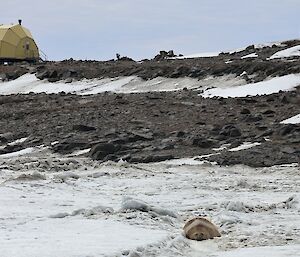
<box><xmin>128</xmin><ymin>131</ymin><xmax>154</xmax><ymax>142</ymax></box>
<box><xmin>230</xmin><ymin>139</ymin><xmax>242</xmax><ymax>148</ymax></box>
<box><xmin>130</xmin><ymin>154</ymin><xmax>174</xmax><ymax>163</ymax></box>
<box><xmin>0</xmin><ymin>144</ymin><xmax>23</xmax><ymax>155</ymax></box>
<box><xmin>53</xmin><ymin>141</ymin><xmax>88</xmax><ymax>154</ymax></box>
<box><xmin>262</xmin><ymin>109</ymin><xmax>275</xmax><ymax>115</ymax></box>
<box><xmin>256</xmin><ymin>125</ymin><xmax>268</xmax><ymax>131</ymax></box>
<box><xmin>280</xmin><ymin>95</ymin><xmax>290</xmax><ymax>104</ymax></box>
<box><xmin>167</xmin><ymin>50</ymin><xmax>175</xmax><ymax>57</ymax></box>
<box><xmin>61</xmin><ymin>71</ymin><xmax>72</xmax><ymax>80</ymax></box>
<box><xmin>244</xmin><ymin>114</ymin><xmax>263</xmax><ymax>122</ymax></box>
<box><xmin>256</xmin><ymin>129</ymin><xmax>273</xmax><ymax>138</ymax></box>
<box><xmin>36</xmin><ymin>70</ymin><xmax>49</xmax><ymax>80</ymax></box>
<box><xmin>240</xmin><ymin>108</ymin><xmax>251</xmax><ymax>114</ymax></box>
<box><xmin>118</xmin><ymin>56</ymin><xmax>135</xmax><ymax>62</ymax></box>
<box><xmin>48</xmin><ymin>77</ymin><xmax>60</xmax><ymax>83</ymax></box>
<box><xmin>49</xmin><ymin>70</ymin><xmax>58</xmax><ymax>79</ymax></box>
<box><xmin>171</xmin><ymin>66</ymin><xmax>190</xmax><ymax>78</ymax></box>
<box><xmin>0</xmin><ymin>73</ymin><xmax>7</xmax><ymax>81</ymax></box>
<box><xmin>65</xmin><ymin>78</ymin><xmax>73</xmax><ymax>83</ymax></box>
<box><xmin>219</xmin><ymin>125</ymin><xmax>242</xmax><ymax>137</ymax></box>
<box><xmin>281</xmin><ymin>146</ymin><xmax>296</xmax><ymax>154</ymax></box>
<box><xmin>89</xmin><ymin>143</ymin><xmax>120</xmax><ymax>160</ymax></box>
<box><xmin>158</xmin><ymin>143</ymin><xmax>174</xmax><ymax>150</ymax></box>
<box><xmin>6</xmin><ymin>71</ymin><xmax>23</xmax><ymax>80</ymax></box>
<box><xmin>154</xmin><ymin>51</ymin><xmax>168</xmax><ymax>61</ymax></box>
<box><xmin>191</xmin><ymin>137</ymin><xmax>215</xmax><ymax>148</ymax></box>
<box><xmin>73</xmin><ymin>124</ymin><xmax>96</xmax><ymax>132</ymax></box>
<box><xmin>103</xmin><ymin>154</ymin><xmax>119</xmax><ymax>162</ymax></box>
<box><xmin>279</xmin><ymin>124</ymin><xmax>296</xmax><ymax>136</ymax></box>
<box><xmin>0</xmin><ymin>132</ymin><xmax>13</xmax><ymax>143</ymax></box>
<box><xmin>174</xmin><ymin>131</ymin><xmax>185</xmax><ymax>137</ymax></box>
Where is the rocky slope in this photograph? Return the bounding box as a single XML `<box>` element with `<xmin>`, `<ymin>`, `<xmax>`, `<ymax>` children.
<box><xmin>0</xmin><ymin>87</ymin><xmax>299</xmax><ymax>167</ymax></box>
<box><xmin>0</xmin><ymin>39</ymin><xmax>299</xmax><ymax>167</ymax></box>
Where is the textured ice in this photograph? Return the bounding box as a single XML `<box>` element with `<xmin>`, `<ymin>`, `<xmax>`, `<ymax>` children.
<box><xmin>0</xmin><ymin>150</ymin><xmax>299</xmax><ymax>256</ymax></box>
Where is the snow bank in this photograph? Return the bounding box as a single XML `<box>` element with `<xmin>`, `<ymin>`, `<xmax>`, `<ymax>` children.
<box><xmin>269</xmin><ymin>45</ymin><xmax>300</xmax><ymax>59</ymax></box>
<box><xmin>281</xmin><ymin>114</ymin><xmax>300</xmax><ymax>124</ymax></box>
<box><xmin>201</xmin><ymin>74</ymin><xmax>300</xmax><ymax>98</ymax></box>
<box><xmin>0</xmin><ymin>74</ymin><xmax>246</xmax><ymax>95</ymax></box>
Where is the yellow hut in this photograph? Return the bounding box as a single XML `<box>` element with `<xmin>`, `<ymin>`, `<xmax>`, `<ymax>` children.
<box><xmin>0</xmin><ymin>20</ymin><xmax>39</xmax><ymax>62</ymax></box>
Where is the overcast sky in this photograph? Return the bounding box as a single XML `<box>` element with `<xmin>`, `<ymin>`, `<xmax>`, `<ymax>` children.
<box><xmin>2</xmin><ymin>0</ymin><xmax>300</xmax><ymax>60</ymax></box>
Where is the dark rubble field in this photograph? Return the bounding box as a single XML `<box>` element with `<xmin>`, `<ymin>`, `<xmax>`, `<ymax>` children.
<box><xmin>0</xmin><ymin>39</ymin><xmax>299</xmax><ymax>167</ymax></box>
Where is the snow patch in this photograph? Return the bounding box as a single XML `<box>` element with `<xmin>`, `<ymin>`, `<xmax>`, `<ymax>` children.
<box><xmin>241</xmin><ymin>53</ymin><xmax>258</xmax><ymax>59</ymax></box>
<box><xmin>173</xmin><ymin>51</ymin><xmax>220</xmax><ymax>59</ymax></box>
<box><xmin>229</xmin><ymin>142</ymin><xmax>261</xmax><ymax>152</ymax></box>
<box><xmin>0</xmin><ymin>147</ymin><xmax>35</xmax><ymax>158</ymax></box>
<box><xmin>281</xmin><ymin>114</ymin><xmax>300</xmax><ymax>124</ymax></box>
<box><xmin>201</xmin><ymin>74</ymin><xmax>300</xmax><ymax>98</ymax></box>
<box><xmin>269</xmin><ymin>45</ymin><xmax>300</xmax><ymax>59</ymax></box>
<box><xmin>8</xmin><ymin>137</ymin><xmax>28</xmax><ymax>146</ymax></box>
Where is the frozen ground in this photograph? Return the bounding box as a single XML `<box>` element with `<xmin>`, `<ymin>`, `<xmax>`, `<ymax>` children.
<box><xmin>0</xmin><ymin>148</ymin><xmax>299</xmax><ymax>257</ymax></box>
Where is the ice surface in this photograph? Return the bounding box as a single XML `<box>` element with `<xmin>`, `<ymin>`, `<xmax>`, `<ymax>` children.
<box><xmin>0</xmin><ymin>149</ymin><xmax>299</xmax><ymax>256</ymax></box>
<box><xmin>201</xmin><ymin>74</ymin><xmax>300</xmax><ymax>98</ymax></box>
<box><xmin>281</xmin><ymin>114</ymin><xmax>300</xmax><ymax>124</ymax></box>
<box><xmin>269</xmin><ymin>45</ymin><xmax>300</xmax><ymax>59</ymax></box>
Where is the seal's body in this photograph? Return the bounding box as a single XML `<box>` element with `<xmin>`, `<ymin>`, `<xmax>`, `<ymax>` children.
<box><xmin>183</xmin><ymin>217</ymin><xmax>221</xmax><ymax>241</ymax></box>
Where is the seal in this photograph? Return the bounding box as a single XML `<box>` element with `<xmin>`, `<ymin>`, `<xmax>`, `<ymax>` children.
<box><xmin>183</xmin><ymin>217</ymin><xmax>221</xmax><ymax>241</ymax></box>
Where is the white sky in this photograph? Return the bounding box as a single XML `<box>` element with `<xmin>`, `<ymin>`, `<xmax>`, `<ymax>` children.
<box><xmin>2</xmin><ymin>0</ymin><xmax>300</xmax><ymax>60</ymax></box>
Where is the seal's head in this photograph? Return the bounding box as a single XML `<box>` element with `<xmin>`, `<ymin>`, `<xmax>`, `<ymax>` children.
<box><xmin>183</xmin><ymin>217</ymin><xmax>221</xmax><ymax>241</ymax></box>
